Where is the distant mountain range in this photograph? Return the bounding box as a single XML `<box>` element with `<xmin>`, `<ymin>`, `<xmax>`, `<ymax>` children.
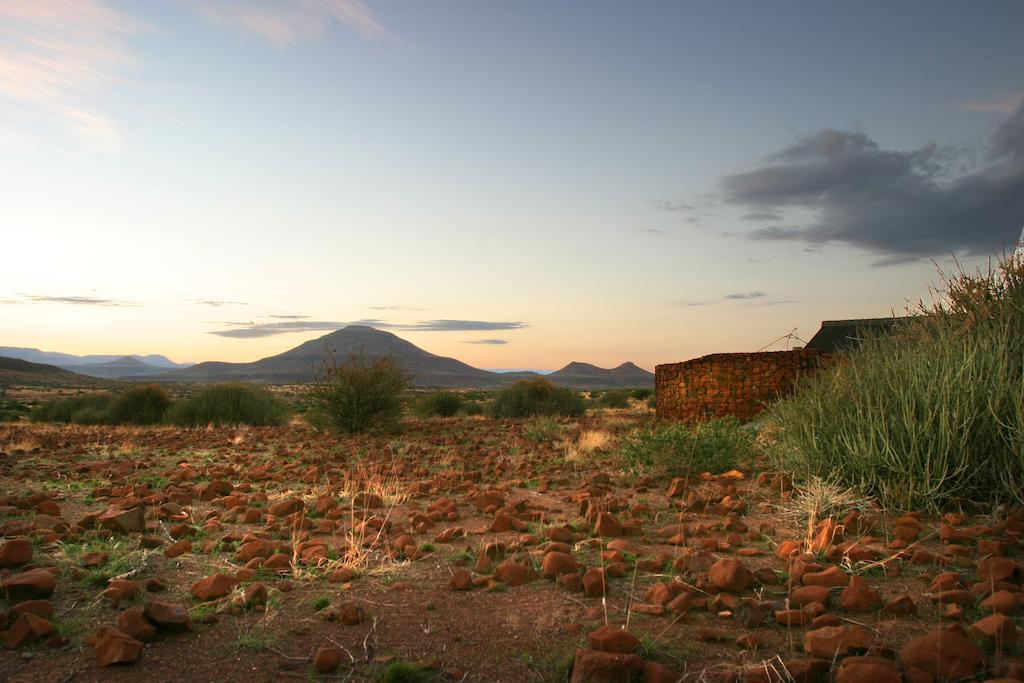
<box><xmin>0</xmin><ymin>357</ymin><xmax>113</xmax><ymax>389</ymax></box>
<box><xmin>138</xmin><ymin>326</ymin><xmax>654</xmax><ymax>389</ymax></box>
<box><xmin>0</xmin><ymin>347</ymin><xmax>193</xmax><ymax>380</ymax></box>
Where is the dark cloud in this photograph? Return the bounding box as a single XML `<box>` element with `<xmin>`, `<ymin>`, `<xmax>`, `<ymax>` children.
<box><xmin>720</xmin><ymin>101</ymin><xmax>1024</xmax><ymax>263</ymax></box>
<box><xmin>675</xmin><ymin>292</ymin><xmax>793</xmax><ymax>307</ymax></box>
<box><xmin>22</xmin><ymin>294</ymin><xmax>135</xmax><ymax>306</ymax></box>
<box><xmin>210</xmin><ymin>319</ymin><xmax>527</xmax><ymax>339</ymax></box>
<box><xmin>741</xmin><ymin>211</ymin><xmax>783</xmax><ymax>221</ymax></box>
<box><xmin>649</xmin><ymin>200</ymin><xmax>694</xmax><ymax>212</ymax></box>
<box><xmin>724</xmin><ymin>291</ymin><xmax>767</xmax><ymax>300</ymax></box>
<box><xmin>462</xmin><ymin>339</ymin><xmax>509</xmax><ymax>345</ymax></box>
<box><xmin>195</xmin><ymin>299</ymin><xmax>247</xmax><ymax>307</ymax></box>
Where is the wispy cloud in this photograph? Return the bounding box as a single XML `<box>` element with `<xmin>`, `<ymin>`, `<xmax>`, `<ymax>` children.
<box><xmin>194</xmin><ymin>299</ymin><xmax>247</xmax><ymax>307</ymax></box>
<box><xmin>952</xmin><ymin>91</ymin><xmax>1024</xmax><ymax>114</ymax></box>
<box><xmin>194</xmin><ymin>0</ymin><xmax>387</xmax><ymax>46</ymax></box>
<box><xmin>368</xmin><ymin>305</ymin><xmax>426</xmax><ymax>311</ymax></box>
<box><xmin>638</xmin><ymin>227</ymin><xmax>665</xmax><ymax>235</ymax></box>
<box><xmin>462</xmin><ymin>339</ymin><xmax>508</xmax><ymax>345</ymax></box>
<box><xmin>209</xmin><ymin>319</ymin><xmax>528</xmax><ymax>339</ymax></box>
<box><xmin>648</xmin><ymin>200</ymin><xmax>694</xmax><ymax>212</ymax></box>
<box><xmin>20</xmin><ymin>293</ymin><xmax>136</xmax><ymax>306</ymax></box>
<box><xmin>675</xmin><ymin>292</ymin><xmax>791</xmax><ymax>307</ymax></box>
<box><xmin>268</xmin><ymin>314</ymin><xmax>311</xmax><ymax>320</ymax></box>
<box><xmin>0</xmin><ymin>0</ymin><xmax>147</xmax><ymax>149</ymax></box>
<box><xmin>724</xmin><ymin>291</ymin><xmax>767</xmax><ymax>300</ymax></box>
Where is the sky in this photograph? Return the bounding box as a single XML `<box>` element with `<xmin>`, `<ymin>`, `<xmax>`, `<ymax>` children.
<box><xmin>1</xmin><ymin>1</ymin><xmax>1023</xmax><ymax>371</ymax></box>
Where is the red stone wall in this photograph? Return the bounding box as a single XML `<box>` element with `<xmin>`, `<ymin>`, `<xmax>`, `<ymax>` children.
<box><xmin>655</xmin><ymin>349</ymin><xmax>830</xmax><ymax>423</ymax></box>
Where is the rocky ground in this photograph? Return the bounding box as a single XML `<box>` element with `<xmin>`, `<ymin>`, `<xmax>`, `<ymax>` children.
<box><xmin>0</xmin><ymin>415</ymin><xmax>1022</xmax><ymax>682</ymax></box>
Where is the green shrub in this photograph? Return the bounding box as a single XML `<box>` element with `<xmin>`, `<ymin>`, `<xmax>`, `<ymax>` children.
<box><xmin>523</xmin><ymin>416</ymin><xmax>562</xmax><ymax>443</ymax></box>
<box><xmin>33</xmin><ymin>394</ymin><xmax>113</xmax><ymax>424</ymax></box>
<box><xmin>107</xmin><ymin>384</ymin><xmax>172</xmax><ymax>425</ymax></box>
<box><xmin>619</xmin><ymin>416</ymin><xmax>752</xmax><ymax>476</ymax></box>
<box><xmin>461</xmin><ymin>401</ymin><xmax>484</xmax><ymax>416</ymax></box>
<box><xmin>599</xmin><ymin>390</ymin><xmax>630</xmax><ymax>409</ymax></box>
<box><xmin>169</xmin><ymin>383</ymin><xmax>289</xmax><ymax>427</ymax></box>
<box><xmin>490</xmin><ymin>378</ymin><xmax>585</xmax><ymax>419</ymax></box>
<box><xmin>308</xmin><ymin>355</ymin><xmax>410</xmax><ymax>434</ymax></box>
<box><xmin>416</xmin><ymin>391</ymin><xmax>463</xmax><ymax>418</ymax></box>
<box><xmin>379</xmin><ymin>661</ymin><xmax>436</xmax><ymax>683</ymax></box>
<box><xmin>769</xmin><ymin>254</ymin><xmax>1024</xmax><ymax>511</ymax></box>
<box><xmin>631</xmin><ymin>388</ymin><xmax>653</xmax><ymax>401</ymax></box>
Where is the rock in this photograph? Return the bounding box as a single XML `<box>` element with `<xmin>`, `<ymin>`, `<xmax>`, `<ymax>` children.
<box><xmin>880</xmin><ymin>594</ymin><xmax>917</xmax><ymax>618</ymax></box>
<box><xmin>708</xmin><ymin>558</ymin><xmax>752</xmax><ymax>593</ymax></box>
<box><xmin>977</xmin><ymin>556</ymin><xmax>1017</xmax><ymax>583</ymax></box>
<box><xmin>191</xmin><ymin>573</ymin><xmax>239</xmax><ymax>601</ymax></box>
<box><xmin>236</xmin><ymin>540</ymin><xmax>276</xmax><ymax>562</ymax></box>
<box><xmin>801</xmin><ymin>565</ymin><xmax>847</xmax><ymax>588</ymax></box>
<box><xmin>594</xmin><ymin>512</ymin><xmax>624</xmax><ymax>537</ymax></box>
<box><xmin>101</xmin><ymin>579</ymin><xmax>140</xmax><ymax>603</ymax></box>
<box><xmin>981</xmin><ymin>590</ymin><xmax>1019</xmax><ymax>615</ymax></box>
<box><xmin>803</xmin><ymin>625</ymin><xmax>873</xmax><ymax>658</ymax></box>
<box><xmin>0</xmin><ymin>538</ymin><xmax>32</xmax><ymax>568</ymax></box>
<box><xmin>494</xmin><ymin>559</ymin><xmax>532</xmax><ymax>587</ymax></box>
<box><xmin>314</xmin><ymin>646</ymin><xmax>343</xmax><ymax>673</ymax></box>
<box><xmin>2</xmin><ymin>567</ymin><xmax>55</xmax><ymax>600</ymax></box>
<box><xmin>588</xmin><ymin>625</ymin><xmax>640</xmax><ymax>654</ymax></box>
<box><xmin>541</xmin><ymin>551</ymin><xmax>579</xmax><ymax>579</ymax></box>
<box><xmin>93</xmin><ymin>627</ymin><xmax>143</xmax><ymax>666</ymax></box>
<box><xmin>241</xmin><ymin>583</ymin><xmax>268</xmax><ymax>608</ymax></box>
<box><xmin>570</xmin><ymin>648</ymin><xmax>643</xmax><ymax>683</ymax></box>
<box><xmin>790</xmin><ymin>585</ymin><xmax>830</xmax><ymax>607</ymax></box>
<box><xmin>97</xmin><ymin>506</ymin><xmax>145</xmax><ymax>534</ymax></box>
<box><xmin>118</xmin><ymin>607</ymin><xmax>157</xmax><ymax>642</ymax></box>
<box><xmin>449</xmin><ymin>569</ymin><xmax>473</xmax><ymax>591</ymax></box>
<box><xmin>840</xmin><ymin>575</ymin><xmax>881</xmax><ymax>612</ymax></box>
<box><xmin>339</xmin><ymin>603</ymin><xmax>366</xmax><ymax>626</ymax></box>
<box><xmin>268</xmin><ymin>497</ymin><xmax>304</xmax><ymax>517</ymax></box>
<box><xmin>164</xmin><ymin>539</ymin><xmax>191</xmax><ymax>558</ymax></box>
<box><xmin>143</xmin><ymin>599</ymin><xmax>192</xmax><ymax>632</ymax></box>
<box><xmin>969</xmin><ymin>613</ymin><xmax>1018</xmax><ymax>651</ymax></box>
<box><xmin>642</xmin><ymin>660</ymin><xmax>677</xmax><ymax>683</ymax></box>
<box><xmin>833</xmin><ymin>656</ymin><xmax>901</xmax><ymax>683</ymax></box>
<box><xmin>3</xmin><ymin>613</ymin><xmax>54</xmax><ymax>649</ymax></box>
<box><xmin>899</xmin><ymin>625</ymin><xmax>985</xmax><ymax>680</ymax></box>
<box><xmin>582</xmin><ymin>567</ymin><xmax>607</xmax><ymax>598</ymax></box>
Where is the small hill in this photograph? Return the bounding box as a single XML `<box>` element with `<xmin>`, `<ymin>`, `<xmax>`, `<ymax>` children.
<box><xmin>546</xmin><ymin>361</ymin><xmax>654</xmax><ymax>389</ymax></box>
<box><xmin>75</xmin><ymin>356</ymin><xmax>161</xmax><ymax>379</ymax></box>
<box><xmin>0</xmin><ymin>347</ymin><xmax>191</xmax><ymax>370</ymax></box>
<box><xmin>0</xmin><ymin>357</ymin><xmax>112</xmax><ymax>389</ymax></box>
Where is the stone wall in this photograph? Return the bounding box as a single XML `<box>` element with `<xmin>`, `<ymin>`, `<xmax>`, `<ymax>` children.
<box><xmin>655</xmin><ymin>349</ymin><xmax>830</xmax><ymax>422</ymax></box>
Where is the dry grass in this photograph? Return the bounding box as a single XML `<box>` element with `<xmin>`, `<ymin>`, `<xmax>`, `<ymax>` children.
<box><xmin>563</xmin><ymin>428</ymin><xmax>614</xmax><ymax>464</ymax></box>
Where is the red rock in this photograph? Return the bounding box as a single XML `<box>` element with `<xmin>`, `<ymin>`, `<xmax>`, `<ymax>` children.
<box><xmin>809</xmin><ymin>518</ymin><xmax>842</xmax><ymax>553</ymax></box>
<box><xmin>570</xmin><ymin>649</ymin><xmax>643</xmax><ymax>683</ymax></box>
<box><xmin>776</xmin><ymin>539</ymin><xmax>802</xmax><ymax>559</ymax></box>
<box><xmin>801</xmin><ymin>565</ymin><xmax>847</xmax><ymax>588</ymax></box>
<box><xmin>978</xmin><ymin>556</ymin><xmax>1017</xmax><ymax>583</ymax></box>
<box><xmin>93</xmin><ymin>627</ymin><xmax>143</xmax><ymax>666</ymax></box>
<box><xmin>0</xmin><ymin>538</ymin><xmax>32</xmax><ymax>568</ymax></box>
<box><xmin>339</xmin><ymin>603</ymin><xmax>365</xmax><ymax>625</ymax></box>
<box><xmin>97</xmin><ymin>506</ymin><xmax>145</xmax><ymax>534</ymax></box>
<box><xmin>449</xmin><ymin>569</ymin><xmax>473</xmax><ymax>591</ymax></box>
<box><xmin>588</xmin><ymin>625</ymin><xmax>640</xmax><ymax>654</ymax></box>
<box><xmin>494</xmin><ymin>559</ymin><xmax>532</xmax><ymax>587</ymax></box>
<box><xmin>101</xmin><ymin>579</ymin><xmax>140</xmax><ymax>603</ymax></box>
<box><xmin>736</xmin><ymin>633</ymin><xmax>762</xmax><ymax>649</ymax></box>
<box><xmin>708</xmin><ymin>558</ymin><xmax>752</xmax><ymax>593</ymax></box>
<box><xmin>899</xmin><ymin>625</ymin><xmax>985</xmax><ymax>680</ymax></box>
<box><xmin>594</xmin><ymin>512</ymin><xmax>624</xmax><ymax>537</ymax></box>
<box><xmin>11</xmin><ymin>599</ymin><xmax>54</xmax><ymax>620</ymax></box>
<box><xmin>236</xmin><ymin>540</ymin><xmax>276</xmax><ymax>562</ymax></box>
<box><xmin>541</xmin><ymin>551</ymin><xmax>579</xmax><ymax>579</ymax></box>
<box><xmin>803</xmin><ymin>624</ymin><xmax>873</xmax><ymax>658</ymax></box>
<box><xmin>880</xmin><ymin>594</ymin><xmax>917</xmax><ymax>618</ymax></box>
<box><xmin>241</xmin><ymin>582</ymin><xmax>268</xmax><ymax>608</ymax></box>
<box><xmin>790</xmin><ymin>585</ymin><xmax>830</xmax><ymax>607</ymax></box>
<box><xmin>981</xmin><ymin>590</ymin><xmax>1019</xmax><ymax>615</ymax></box>
<box><xmin>840</xmin><ymin>575</ymin><xmax>881</xmax><ymax>612</ymax></box>
<box><xmin>263</xmin><ymin>553</ymin><xmax>292</xmax><ymax>570</ymax></box>
<box><xmin>3</xmin><ymin>612</ymin><xmax>54</xmax><ymax>649</ymax></box>
<box><xmin>3</xmin><ymin>567</ymin><xmax>55</xmax><ymax>599</ymax></box>
<box><xmin>164</xmin><ymin>539</ymin><xmax>191</xmax><ymax>558</ymax></box>
<box><xmin>969</xmin><ymin>613</ymin><xmax>1018</xmax><ymax>651</ymax></box>
<box><xmin>143</xmin><ymin>599</ymin><xmax>192</xmax><ymax>632</ymax></box>
<box><xmin>268</xmin><ymin>497</ymin><xmax>304</xmax><ymax>517</ymax></box>
<box><xmin>582</xmin><ymin>568</ymin><xmax>607</xmax><ymax>598</ymax></box>
<box><xmin>118</xmin><ymin>607</ymin><xmax>157</xmax><ymax>642</ymax></box>
<box><xmin>833</xmin><ymin>656</ymin><xmax>901</xmax><ymax>683</ymax></box>
<box><xmin>314</xmin><ymin>646</ymin><xmax>343</xmax><ymax>673</ymax></box>
<box><xmin>642</xmin><ymin>660</ymin><xmax>677</xmax><ymax>683</ymax></box>
<box><xmin>81</xmin><ymin>551</ymin><xmax>108</xmax><ymax>567</ymax></box>
<box><xmin>191</xmin><ymin>573</ymin><xmax>238</xmax><ymax>601</ymax></box>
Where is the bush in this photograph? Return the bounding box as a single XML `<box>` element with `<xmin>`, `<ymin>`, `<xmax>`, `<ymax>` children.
<box><xmin>169</xmin><ymin>383</ymin><xmax>289</xmax><ymax>427</ymax></box>
<box><xmin>33</xmin><ymin>394</ymin><xmax>113</xmax><ymax>424</ymax></box>
<box><xmin>769</xmin><ymin>253</ymin><xmax>1024</xmax><ymax>511</ymax></box>
<box><xmin>461</xmin><ymin>401</ymin><xmax>484</xmax><ymax>416</ymax></box>
<box><xmin>599</xmin><ymin>390</ymin><xmax>630</xmax><ymax>409</ymax></box>
<box><xmin>415</xmin><ymin>391</ymin><xmax>463</xmax><ymax>418</ymax></box>
<box><xmin>107</xmin><ymin>385</ymin><xmax>172</xmax><ymax>425</ymax></box>
<box><xmin>490</xmin><ymin>378</ymin><xmax>585</xmax><ymax>419</ymax></box>
<box><xmin>619</xmin><ymin>416</ymin><xmax>752</xmax><ymax>476</ymax></box>
<box><xmin>308</xmin><ymin>355</ymin><xmax>410</xmax><ymax>434</ymax></box>
<box><xmin>631</xmin><ymin>388</ymin><xmax>653</xmax><ymax>401</ymax></box>
<box><xmin>523</xmin><ymin>416</ymin><xmax>562</xmax><ymax>443</ymax></box>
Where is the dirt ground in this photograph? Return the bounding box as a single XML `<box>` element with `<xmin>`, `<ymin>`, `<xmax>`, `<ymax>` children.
<box><xmin>0</xmin><ymin>414</ymin><xmax>1021</xmax><ymax>682</ymax></box>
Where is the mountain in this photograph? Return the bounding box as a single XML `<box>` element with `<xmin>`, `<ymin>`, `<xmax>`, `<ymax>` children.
<box><xmin>0</xmin><ymin>357</ymin><xmax>113</xmax><ymax>389</ymax></box>
<box><xmin>146</xmin><ymin>326</ymin><xmax>503</xmax><ymax>388</ymax></box>
<box><xmin>141</xmin><ymin>326</ymin><xmax>654</xmax><ymax>389</ymax></box>
<box><xmin>546</xmin><ymin>361</ymin><xmax>654</xmax><ymax>389</ymax></box>
<box><xmin>0</xmin><ymin>347</ymin><xmax>191</xmax><ymax>370</ymax></box>
<box><xmin>74</xmin><ymin>356</ymin><xmax>163</xmax><ymax>380</ymax></box>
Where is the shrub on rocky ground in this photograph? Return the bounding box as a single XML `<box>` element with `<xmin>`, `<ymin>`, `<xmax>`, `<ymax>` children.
<box><xmin>308</xmin><ymin>355</ymin><xmax>410</xmax><ymax>434</ymax></box>
<box><xmin>415</xmin><ymin>391</ymin><xmax>463</xmax><ymax>418</ymax></box>
<box><xmin>107</xmin><ymin>385</ymin><xmax>172</xmax><ymax>425</ymax></box>
<box><xmin>618</xmin><ymin>416</ymin><xmax>752</xmax><ymax>476</ymax></box>
<box><xmin>490</xmin><ymin>378</ymin><xmax>584</xmax><ymax>419</ymax></box>
<box><xmin>168</xmin><ymin>383</ymin><xmax>289</xmax><ymax>427</ymax></box>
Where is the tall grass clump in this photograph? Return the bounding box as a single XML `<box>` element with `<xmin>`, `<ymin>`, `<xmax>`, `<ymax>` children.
<box><xmin>169</xmin><ymin>383</ymin><xmax>289</xmax><ymax>427</ymax></box>
<box><xmin>415</xmin><ymin>391</ymin><xmax>464</xmax><ymax>418</ymax></box>
<box><xmin>107</xmin><ymin>384</ymin><xmax>172</xmax><ymax>425</ymax></box>
<box><xmin>619</xmin><ymin>416</ymin><xmax>753</xmax><ymax>476</ymax></box>
<box><xmin>598</xmin><ymin>390</ymin><xmax>630</xmax><ymax>409</ymax></box>
<box><xmin>34</xmin><ymin>394</ymin><xmax>113</xmax><ymax>424</ymax></box>
<box><xmin>489</xmin><ymin>378</ymin><xmax>585</xmax><ymax>419</ymax></box>
<box><xmin>308</xmin><ymin>355</ymin><xmax>410</xmax><ymax>434</ymax></box>
<box><xmin>769</xmin><ymin>252</ymin><xmax>1024</xmax><ymax>511</ymax></box>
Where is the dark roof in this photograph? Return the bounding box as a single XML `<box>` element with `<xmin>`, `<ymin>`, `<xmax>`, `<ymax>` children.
<box><xmin>805</xmin><ymin>317</ymin><xmax>910</xmax><ymax>353</ymax></box>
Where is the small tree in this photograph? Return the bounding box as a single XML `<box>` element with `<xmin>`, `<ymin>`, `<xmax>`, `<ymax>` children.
<box><xmin>490</xmin><ymin>378</ymin><xmax>585</xmax><ymax>418</ymax></box>
<box><xmin>107</xmin><ymin>384</ymin><xmax>172</xmax><ymax>425</ymax></box>
<box><xmin>309</xmin><ymin>354</ymin><xmax>411</xmax><ymax>433</ymax></box>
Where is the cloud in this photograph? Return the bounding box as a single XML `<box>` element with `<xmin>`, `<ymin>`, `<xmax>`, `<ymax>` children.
<box><xmin>952</xmin><ymin>91</ymin><xmax>1024</xmax><ymax>114</ymax></box>
<box><xmin>368</xmin><ymin>305</ymin><xmax>426</xmax><ymax>311</ymax></box>
<box><xmin>194</xmin><ymin>0</ymin><xmax>386</xmax><ymax>46</ymax></box>
<box><xmin>724</xmin><ymin>291</ymin><xmax>767</xmax><ymax>300</ymax></box>
<box><xmin>720</xmin><ymin>102</ymin><xmax>1024</xmax><ymax>263</ymax></box>
<box><xmin>0</xmin><ymin>0</ymin><xmax>147</xmax><ymax>148</ymax></box>
<box><xmin>638</xmin><ymin>227</ymin><xmax>665</xmax><ymax>235</ymax></box>
<box><xmin>19</xmin><ymin>293</ymin><xmax>136</xmax><ymax>306</ymax></box>
<box><xmin>195</xmin><ymin>299</ymin><xmax>247</xmax><ymax>307</ymax></box>
<box><xmin>268</xmin><ymin>314</ymin><xmax>311</xmax><ymax>319</ymax></box>
<box><xmin>462</xmin><ymin>339</ymin><xmax>509</xmax><ymax>345</ymax></box>
<box><xmin>210</xmin><ymin>319</ymin><xmax>528</xmax><ymax>338</ymax></box>
<box><xmin>741</xmin><ymin>211</ymin><xmax>783</xmax><ymax>221</ymax></box>
<box><xmin>649</xmin><ymin>200</ymin><xmax>694</xmax><ymax>212</ymax></box>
